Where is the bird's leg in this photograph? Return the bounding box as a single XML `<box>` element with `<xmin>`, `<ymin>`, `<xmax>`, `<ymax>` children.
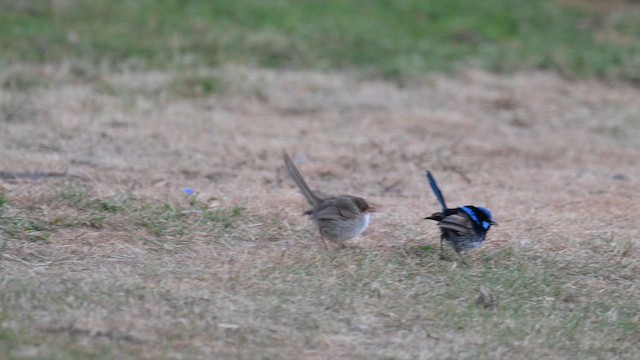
<box><xmin>439</xmin><ymin>234</ymin><xmax>446</xmax><ymax>259</ymax></box>
<box><xmin>319</xmin><ymin>236</ymin><xmax>329</xmax><ymax>251</ymax></box>
<box><xmin>456</xmin><ymin>252</ymin><xmax>469</xmax><ymax>266</ymax></box>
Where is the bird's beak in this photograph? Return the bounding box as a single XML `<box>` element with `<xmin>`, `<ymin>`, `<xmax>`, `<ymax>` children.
<box><xmin>367</xmin><ymin>206</ymin><xmax>377</xmax><ymax>213</ymax></box>
<box><xmin>490</xmin><ymin>221</ymin><xmax>498</xmax><ymax>226</ymax></box>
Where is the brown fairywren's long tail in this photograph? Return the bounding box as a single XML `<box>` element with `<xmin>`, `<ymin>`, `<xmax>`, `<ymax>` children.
<box><xmin>283</xmin><ymin>151</ymin><xmax>323</xmax><ymax>208</ymax></box>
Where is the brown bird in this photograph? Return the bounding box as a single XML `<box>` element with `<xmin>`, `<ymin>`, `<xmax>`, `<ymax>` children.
<box><xmin>283</xmin><ymin>151</ymin><xmax>375</xmax><ymax>249</ymax></box>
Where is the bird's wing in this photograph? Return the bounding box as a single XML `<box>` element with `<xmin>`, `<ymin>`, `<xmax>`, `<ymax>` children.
<box><xmin>438</xmin><ymin>213</ymin><xmax>473</xmax><ymax>235</ymax></box>
<box><xmin>310</xmin><ymin>198</ymin><xmax>360</xmax><ymax>221</ymax></box>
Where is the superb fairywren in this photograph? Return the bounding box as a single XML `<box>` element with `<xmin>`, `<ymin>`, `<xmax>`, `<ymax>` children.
<box><xmin>424</xmin><ymin>171</ymin><xmax>497</xmax><ymax>263</ymax></box>
<box><xmin>283</xmin><ymin>151</ymin><xmax>376</xmax><ymax>250</ymax></box>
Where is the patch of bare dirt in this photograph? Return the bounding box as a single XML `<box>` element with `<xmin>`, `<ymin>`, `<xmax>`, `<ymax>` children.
<box><xmin>3</xmin><ymin>65</ymin><xmax>640</xmax><ymax>249</ymax></box>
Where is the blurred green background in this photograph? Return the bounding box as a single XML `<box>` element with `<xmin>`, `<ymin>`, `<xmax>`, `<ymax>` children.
<box><xmin>1</xmin><ymin>0</ymin><xmax>639</xmax><ymax>81</ymax></box>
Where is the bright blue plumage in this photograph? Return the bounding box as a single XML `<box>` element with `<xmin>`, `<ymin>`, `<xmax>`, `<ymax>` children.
<box><xmin>424</xmin><ymin>171</ymin><xmax>497</xmax><ymax>264</ymax></box>
<box><xmin>461</xmin><ymin>206</ymin><xmax>480</xmax><ymax>224</ymax></box>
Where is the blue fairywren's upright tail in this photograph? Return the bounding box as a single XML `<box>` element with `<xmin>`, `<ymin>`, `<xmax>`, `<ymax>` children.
<box><xmin>427</xmin><ymin>171</ymin><xmax>447</xmax><ymax>211</ymax></box>
<box><xmin>424</xmin><ymin>171</ymin><xmax>497</xmax><ymax>264</ymax></box>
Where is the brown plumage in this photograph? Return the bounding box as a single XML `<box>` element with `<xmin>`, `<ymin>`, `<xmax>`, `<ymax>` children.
<box><xmin>283</xmin><ymin>151</ymin><xmax>375</xmax><ymax>249</ymax></box>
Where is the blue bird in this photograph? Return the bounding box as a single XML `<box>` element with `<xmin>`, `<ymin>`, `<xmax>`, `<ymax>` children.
<box><xmin>424</xmin><ymin>171</ymin><xmax>497</xmax><ymax>264</ymax></box>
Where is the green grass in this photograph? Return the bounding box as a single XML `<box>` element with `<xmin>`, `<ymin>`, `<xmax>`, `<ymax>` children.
<box><xmin>1</xmin><ymin>0</ymin><xmax>639</xmax><ymax>81</ymax></box>
<box><xmin>0</xmin><ymin>186</ymin><xmax>247</xmax><ymax>243</ymax></box>
<box><xmin>2</xmin><ymin>226</ymin><xmax>638</xmax><ymax>358</ymax></box>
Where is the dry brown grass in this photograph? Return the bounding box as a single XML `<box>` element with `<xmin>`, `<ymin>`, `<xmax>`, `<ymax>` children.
<box><xmin>1</xmin><ymin>64</ymin><xmax>640</xmax><ymax>359</ymax></box>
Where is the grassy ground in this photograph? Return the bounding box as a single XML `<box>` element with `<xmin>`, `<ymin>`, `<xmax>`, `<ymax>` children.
<box><xmin>2</xmin><ymin>0</ymin><xmax>640</xmax><ymax>359</ymax></box>
<box><xmin>1</xmin><ymin>66</ymin><xmax>640</xmax><ymax>359</ymax></box>
<box><xmin>1</xmin><ymin>0</ymin><xmax>640</xmax><ymax>81</ymax></box>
